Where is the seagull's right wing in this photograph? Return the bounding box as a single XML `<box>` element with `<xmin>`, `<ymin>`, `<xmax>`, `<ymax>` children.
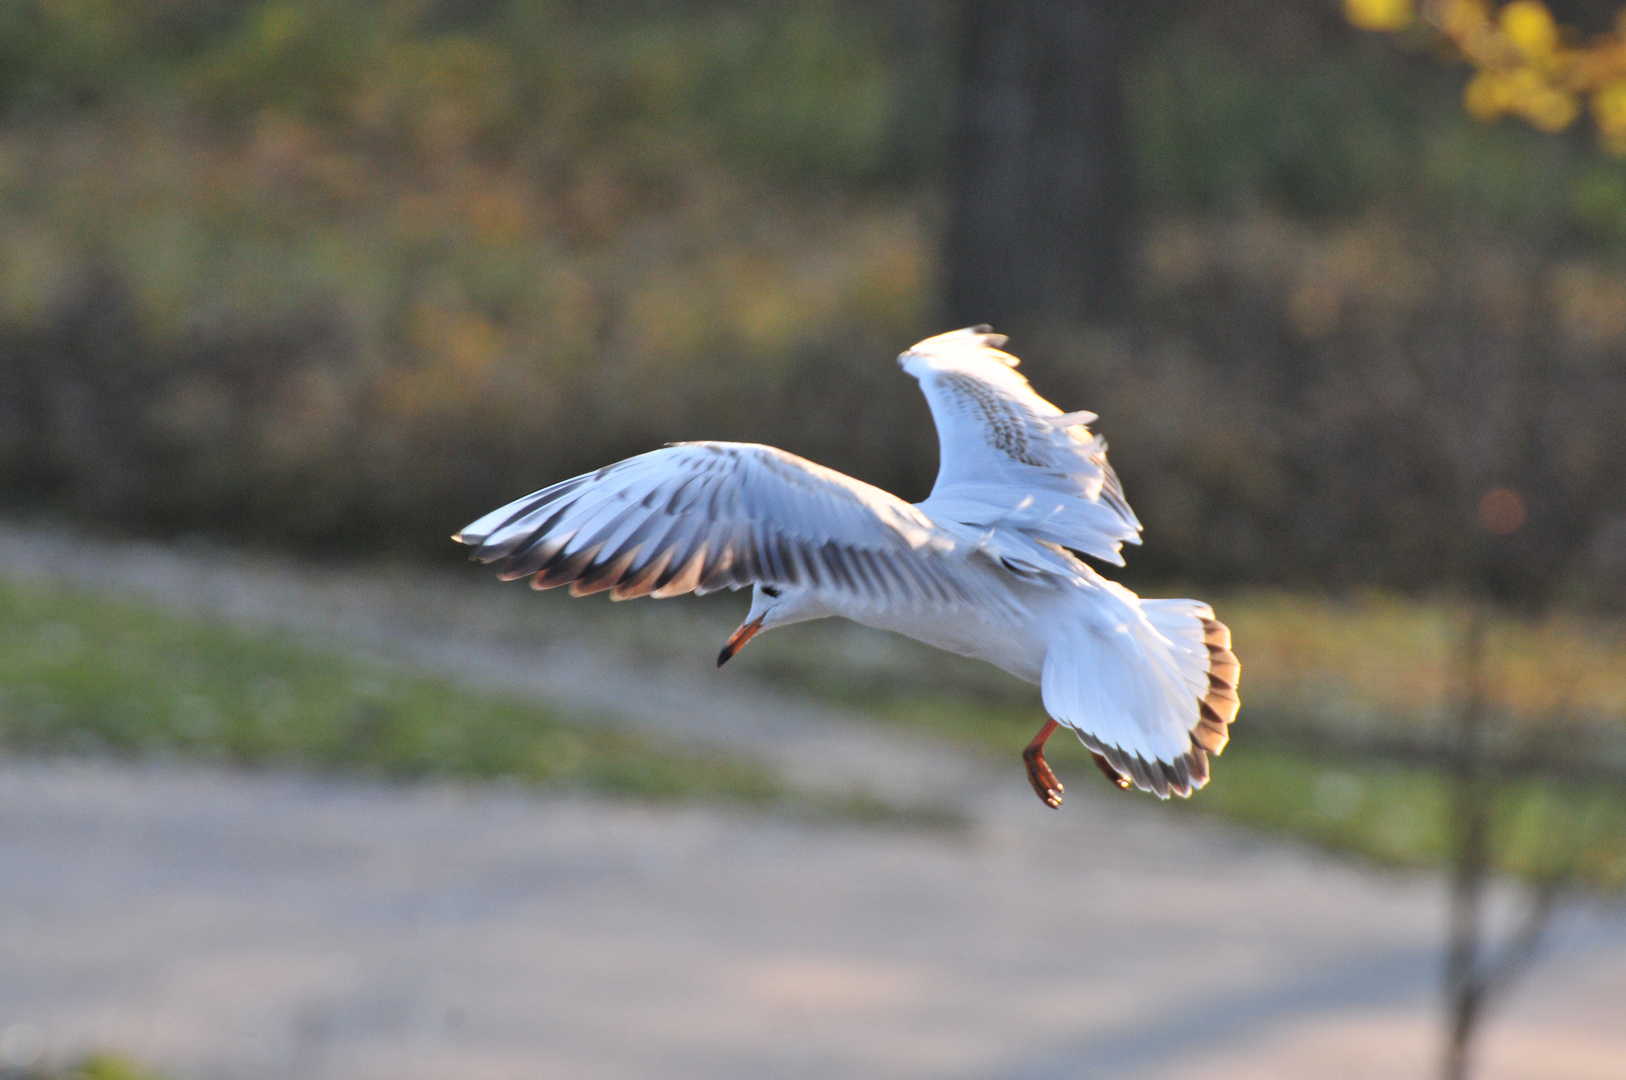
<box><xmin>899</xmin><ymin>327</ymin><xmax>1143</xmax><ymax>566</ymax></box>
<box><xmin>454</xmin><ymin>442</ymin><xmax>1007</xmax><ymax>611</ymax></box>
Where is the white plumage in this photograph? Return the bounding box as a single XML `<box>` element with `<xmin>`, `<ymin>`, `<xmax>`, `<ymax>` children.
<box><xmin>455</xmin><ymin>328</ymin><xmax>1239</xmax><ymax>803</ymax></box>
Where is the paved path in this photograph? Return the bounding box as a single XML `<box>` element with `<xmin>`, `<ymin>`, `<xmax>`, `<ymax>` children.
<box><xmin>5</xmin><ymin>761</ymin><xmax>1624</xmax><ymax>1080</ymax></box>
<box><xmin>1</xmin><ymin>524</ymin><xmax>1624</xmax><ymax>1079</ymax></box>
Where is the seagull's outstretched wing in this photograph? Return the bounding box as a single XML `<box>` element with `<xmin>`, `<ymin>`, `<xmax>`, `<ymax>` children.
<box><xmin>455</xmin><ymin>442</ymin><xmax>1007</xmax><ymax>611</ymax></box>
<box><xmin>898</xmin><ymin>327</ymin><xmax>1142</xmax><ymax>566</ymax></box>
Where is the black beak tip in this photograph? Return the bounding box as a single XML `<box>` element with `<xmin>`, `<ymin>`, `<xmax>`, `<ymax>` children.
<box><xmin>717</xmin><ymin>617</ymin><xmax>761</xmax><ymax>668</ymax></box>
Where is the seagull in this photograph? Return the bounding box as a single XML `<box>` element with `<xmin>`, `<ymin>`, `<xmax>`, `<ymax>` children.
<box><xmin>454</xmin><ymin>328</ymin><xmax>1239</xmax><ymax>805</ymax></box>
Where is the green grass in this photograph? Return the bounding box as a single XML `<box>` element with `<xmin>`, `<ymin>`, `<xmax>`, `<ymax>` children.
<box><xmin>860</xmin><ymin>689</ymin><xmax>1626</xmax><ymax>889</ymax></box>
<box><xmin>1182</xmin><ymin>743</ymin><xmax>1620</xmax><ymax>882</ymax></box>
<box><xmin>0</xmin><ymin>574</ymin><xmax>786</xmax><ymax>807</ymax></box>
<box><xmin>1219</xmin><ymin>590</ymin><xmax>1626</xmax><ymax>725</ymax></box>
<box><xmin>17</xmin><ymin>1055</ymin><xmax>169</xmax><ymax>1080</ymax></box>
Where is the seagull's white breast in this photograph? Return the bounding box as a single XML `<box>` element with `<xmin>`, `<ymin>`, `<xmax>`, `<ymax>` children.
<box><xmin>831</xmin><ymin>572</ymin><xmax>1056</xmax><ymax>685</ymax></box>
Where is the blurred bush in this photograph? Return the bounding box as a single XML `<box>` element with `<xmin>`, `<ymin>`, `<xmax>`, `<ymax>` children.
<box><xmin>0</xmin><ymin>0</ymin><xmax>951</xmax><ymax>549</ymax></box>
<box><xmin>1</xmin><ymin>0</ymin><xmax>1625</xmax><ymax>603</ymax></box>
<box><xmin>1074</xmin><ymin>209</ymin><xmax>1626</xmax><ymax>603</ymax></box>
<box><xmin>1092</xmin><ymin>2</ymin><xmax>1626</xmax><ymax>604</ymax></box>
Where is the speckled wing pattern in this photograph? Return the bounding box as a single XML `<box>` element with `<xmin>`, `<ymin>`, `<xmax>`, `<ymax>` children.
<box><xmin>898</xmin><ymin>327</ymin><xmax>1143</xmax><ymax>566</ymax></box>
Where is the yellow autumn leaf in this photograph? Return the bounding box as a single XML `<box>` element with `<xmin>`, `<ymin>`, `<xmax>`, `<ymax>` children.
<box><xmin>1592</xmin><ymin>80</ymin><xmax>1626</xmax><ymax>134</ymax></box>
<box><xmin>1350</xmin><ymin>0</ymin><xmax>1626</xmax><ymax>150</ymax></box>
<box><xmin>1465</xmin><ymin>70</ymin><xmax>1515</xmax><ymax>119</ymax></box>
<box><xmin>1344</xmin><ymin>0</ymin><xmax>1414</xmax><ymax>32</ymax></box>
<box><xmin>1501</xmin><ymin>1</ymin><xmax>1561</xmax><ymax>62</ymax></box>
<box><xmin>1436</xmin><ymin>0</ymin><xmax>1493</xmax><ymax>39</ymax></box>
<box><xmin>1520</xmin><ymin>85</ymin><xmax>1581</xmax><ymax>131</ymax></box>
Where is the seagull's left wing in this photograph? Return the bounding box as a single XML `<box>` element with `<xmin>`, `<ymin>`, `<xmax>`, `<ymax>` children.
<box><xmin>899</xmin><ymin>327</ymin><xmax>1142</xmax><ymax>566</ymax></box>
<box><xmin>454</xmin><ymin>442</ymin><xmax>1008</xmax><ymax>611</ymax></box>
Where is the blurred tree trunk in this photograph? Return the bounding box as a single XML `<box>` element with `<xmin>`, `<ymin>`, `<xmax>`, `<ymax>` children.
<box><xmin>1442</xmin><ymin>604</ymin><xmax>1492</xmax><ymax>1080</ymax></box>
<box><xmin>1440</xmin><ymin>598</ymin><xmax>1567</xmax><ymax>1080</ymax></box>
<box><xmin>945</xmin><ymin>0</ymin><xmax>1133</xmax><ymax>331</ymax></box>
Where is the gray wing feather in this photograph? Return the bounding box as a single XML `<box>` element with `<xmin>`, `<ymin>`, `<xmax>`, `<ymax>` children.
<box><xmin>455</xmin><ymin>442</ymin><xmax>1004</xmax><ymax>610</ymax></box>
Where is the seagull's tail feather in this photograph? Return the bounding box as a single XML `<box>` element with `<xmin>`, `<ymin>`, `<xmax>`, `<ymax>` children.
<box><xmin>1191</xmin><ymin>614</ymin><xmax>1240</xmax><ymax>756</ymax></box>
<box><xmin>1041</xmin><ymin>594</ymin><xmax>1239</xmax><ymax>800</ymax></box>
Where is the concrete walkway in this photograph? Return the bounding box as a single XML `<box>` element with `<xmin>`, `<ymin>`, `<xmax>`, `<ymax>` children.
<box><xmin>0</xmin><ymin>525</ymin><xmax>1623</xmax><ymax>1079</ymax></box>
<box><xmin>4</xmin><ymin>761</ymin><xmax>1624</xmax><ymax>1080</ymax></box>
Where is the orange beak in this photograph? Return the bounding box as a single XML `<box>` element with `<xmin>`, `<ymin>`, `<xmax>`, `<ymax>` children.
<box><xmin>717</xmin><ymin>615</ymin><xmax>765</xmax><ymax>667</ymax></box>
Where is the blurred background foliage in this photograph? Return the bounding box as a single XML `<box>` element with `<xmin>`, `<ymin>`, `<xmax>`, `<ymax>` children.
<box><xmin>0</xmin><ymin>0</ymin><xmax>952</xmax><ymax>554</ymax></box>
<box><xmin>0</xmin><ymin>1</ymin><xmax>1625</xmax><ymax>606</ymax></box>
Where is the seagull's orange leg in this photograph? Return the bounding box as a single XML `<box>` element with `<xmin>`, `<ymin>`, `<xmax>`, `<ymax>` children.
<box><xmin>1022</xmin><ymin>720</ymin><xmax>1064</xmax><ymax>808</ymax></box>
<box><xmin>1090</xmin><ymin>750</ymin><xmax>1132</xmax><ymax>790</ymax></box>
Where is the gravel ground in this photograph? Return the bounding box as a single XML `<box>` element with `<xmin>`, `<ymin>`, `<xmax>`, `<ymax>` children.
<box><xmin>0</xmin><ymin>523</ymin><xmax>1623</xmax><ymax>1079</ymax></box>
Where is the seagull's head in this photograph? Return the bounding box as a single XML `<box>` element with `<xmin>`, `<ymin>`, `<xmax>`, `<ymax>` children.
<box><xmin>716</xmin><ymin>582</ymin><xmax>827</xmax><ymax>667</ymax></box>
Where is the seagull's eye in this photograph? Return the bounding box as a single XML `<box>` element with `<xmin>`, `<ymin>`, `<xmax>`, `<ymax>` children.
<box><xmin>761</xmin><ymin>585</ymin><xmax>782</xmax><ymax>598</ymax></box>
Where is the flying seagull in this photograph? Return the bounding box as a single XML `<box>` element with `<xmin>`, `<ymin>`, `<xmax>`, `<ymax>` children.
<box><xmin>454</xmin><ymin>328</ymin><xmax>1239</xmax><ymax>805</ymax></box>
